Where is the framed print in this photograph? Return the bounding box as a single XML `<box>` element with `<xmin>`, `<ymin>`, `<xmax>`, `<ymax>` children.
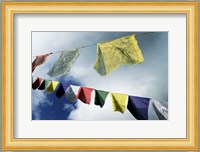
<box><xmin>2</xmin><ymin>2</ymin><xmax>198</xmax><ymax>150</ymax></box>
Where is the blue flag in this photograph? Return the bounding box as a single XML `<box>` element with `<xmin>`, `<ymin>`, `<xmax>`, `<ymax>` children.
<box><xmin>127</xmin><ymin>96</ymin><xmax>150</xmax><ymax>120</ymax></box>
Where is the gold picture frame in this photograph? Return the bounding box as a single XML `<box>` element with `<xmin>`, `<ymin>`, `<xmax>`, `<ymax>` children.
<box><xmin>2</xmin><ymin>2</ymin><xmax>198</xmax><ymax>150</ymax></box>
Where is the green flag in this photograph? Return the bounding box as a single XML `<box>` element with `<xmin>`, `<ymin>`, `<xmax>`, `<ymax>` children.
<box><xmin>47</xmin><ymin>49</ymin><xmax>80</xmax><ymax>77</ymax></box>
<box><xmin>94</xmin><ymin>90</ymin><xmax>109</xmax><ymax>108</ymax></box>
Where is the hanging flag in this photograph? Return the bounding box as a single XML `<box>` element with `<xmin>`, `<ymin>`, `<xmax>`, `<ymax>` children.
<box><xmin>152</xmin><ymin>100</ymin><xmax>168</xmax><ymax>120</ymax></box>
<box><xmin>77</xmin><ymin>87</ymin><xmax>93</xmax><ymax>104</ymax></box>
<box><xmin>46</xmin><ymin>81</ymin><xmax>59</xmax><ymax>92</ymax></box>
<box><xmin>38</xmin><ymin>79</ymin><xmax>51</xmax><ymax>90</ymax></box>
<box><xmin>47</xmin><ymin>49</ymin><xmax>80</xmax><ymax>77</ymax></box>
<box><xmin>32</xmin><ymin>52</ymin><xmax>52</xmax><ymax>72</ymax></box>
<box><xmin>94</xmin><ymin>35</ymin><xmax>144</xmax><ymax>76</ymax></box>
<box><xmin>94</xmin><ymin>90</ymin><xmax>109</xmax><ymax>108</ymax></box>
<box><xmin>55</xmin><ymin>83</ymin><xmax>69</xmax><ymax>98</ymax></box>
<box><xmin>127</xmin><ymin>96</ymin><xmax>150</xmax><ymax>120</ymax></box>
<box><xmin>111</xmin><ymin>93</ymin><xmax>128</xmax><ymax>113</ymax></box>
<box><xmin>32</xmin><ymin>78</ymin><xmax>44</xmax><ymax>90</ymax></box>
<box><xmin>65</xmin><ymin>85</ymin><xmax>80</xmax><ymax>102</ymax></box>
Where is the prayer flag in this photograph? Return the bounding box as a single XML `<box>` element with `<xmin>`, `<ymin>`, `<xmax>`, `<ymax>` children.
<box><xmin>47</xmin><ymin>49</ymin><xmax>80</xmax><ymax>77</ymax></box>
<box><xmin>127</xmin><ymin>96</ymin><xmax>150</xmax><ymax>120</ymax></box>
<box><xmin>94</xmin><ymin>35</ymin><xmax>144</xmax><ymax>76</ymax></box>
<box><xmin>65</xmin><ymin>85</ymin><xmax>80</xmax><ymax>102</ymax></box>
<box><xmin>38</xmin><ymin>79</ymin><xmax>51</xmax><ymax>90</ymax></box>
<box><xmin>94</xmin><ymin>90</ymin><xmax>109</xmax><ymax>108</ymax></box>
<box><xmin>77</xmin><ymin>87</ymin><xmax>93</xmax><ymax>104</ymax></box>
<box><xmin>32</xmin><ymin>53</ymin><xmax>52</xmax><ymax>72</ymax></box>
<box><xmin>55</xmin><ymin>83</ymin><xmax>69</xmax><ymax>98</ymax></box>
<box><xmin>111</xmin><ymin>93</ymin><xmax>128</xmax><ymax>113</ymax></box>
<box><xmin>46</xmin><ymin>81</ymin><xmax>59</xmax><ymax>92</ymax></box>
<box><xmin>152</xmin><ymin>100</ymin><xmax>168</xmax><ymax>120</ymax></box>
<box><xmin>32</xmin><ymin>78</ymin><xmax>44</xmax><ymax>90</ymax></box>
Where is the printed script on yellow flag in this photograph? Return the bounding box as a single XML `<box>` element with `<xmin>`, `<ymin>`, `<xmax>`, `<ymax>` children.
<box><xmin>94</xmin><ymin>35</ymin><xmax>144</xmax><ymax>76</ymax></box>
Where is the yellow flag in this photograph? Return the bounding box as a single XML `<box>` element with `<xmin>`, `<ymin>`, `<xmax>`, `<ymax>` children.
<box><xmin>94</xmin><ymin>35</ymin><xmax>144</xmax><ymax>76</ymax></box>
<box><xmin>46</xmin><ymin>81</ymin><xmax>59</xmax><ymax>92</ymax></box>
<box><xmin>111</xmin><ymin>93</ymin><xmax>128</xmax><ymax>113</ymax></box>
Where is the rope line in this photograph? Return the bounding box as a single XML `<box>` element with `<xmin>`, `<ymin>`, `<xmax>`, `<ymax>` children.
<box><xmin>32</xmin><ymin>32</ymin><xmax>155</xmax><ymax>58</ymax></box>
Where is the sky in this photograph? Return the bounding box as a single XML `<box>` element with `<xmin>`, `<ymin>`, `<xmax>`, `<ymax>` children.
<box><xmin>32</xmin><ymin>32</ymin><xmax>168</xmax><ymax>120</ymax></box>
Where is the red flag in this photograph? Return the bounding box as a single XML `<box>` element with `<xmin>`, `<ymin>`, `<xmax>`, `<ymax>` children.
<box><xmin>32</xmin><ymin>78</ymin><xmax>44</xmax><ymax>90</ymax></box>
<box><xmin>77</xmin><ymin>87</ymin><xmax>93</xmax><ymax>104</ymax></box>
<box><xmin>32</xmin><ymin>53</ymin><xmax>52</xmax><ymax>72</ymax></box>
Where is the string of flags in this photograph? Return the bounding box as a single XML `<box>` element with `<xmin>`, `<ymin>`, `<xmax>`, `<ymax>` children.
<box><xmin>32</xmin><ymin>34</ymin><xmax>146</xmax><ymax>76</ymax></box>
<box><xmin>32</xmin><ymin>77</ymin><xmax>168</xmax><ymax>120</ymax></box>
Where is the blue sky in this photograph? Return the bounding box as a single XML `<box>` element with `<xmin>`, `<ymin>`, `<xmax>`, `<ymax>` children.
<box><xmin>32</xmin><ymin>32</ymin><xmax>168</xmax><ymax>120</ymax></box>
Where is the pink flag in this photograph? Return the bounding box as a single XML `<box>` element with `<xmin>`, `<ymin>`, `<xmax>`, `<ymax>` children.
<box><xmin>32</xmin><ymin>52</ymin><xmax>52</xmax><ymax>72</ymax></box>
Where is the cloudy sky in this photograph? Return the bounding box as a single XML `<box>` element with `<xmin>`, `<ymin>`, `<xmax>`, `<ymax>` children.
<box><xmin>32</xmin><ymin>32</ymin><xmax>168</xmax><ymax>120</ymax></box>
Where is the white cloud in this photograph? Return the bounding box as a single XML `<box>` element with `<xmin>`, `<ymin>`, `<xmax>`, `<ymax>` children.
<box><xmin>32</xmin><ymin>32</ymin><xmax>77</xmax><ymax>56</ymax></box>
<box><xmin>32</xmin><ymin>90</ymin><xmax>48</xmax><ymax>119</ymax></box>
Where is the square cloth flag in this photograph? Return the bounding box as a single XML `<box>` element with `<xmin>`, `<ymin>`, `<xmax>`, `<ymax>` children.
<box><xmin>47</xmin><ymin>49</ymin><xmax>80</xmax><ymax>77</ymax></box>
<box><xmin>111</xmin><ymin>93</ymin><xmax>128</xmax><ymax>113</ymax></box>
<box><xmin>32</xmin><ymin>53</ymin><xmax>52</xmax><ymax>72</ymax></box>
<box><xmin>94</xmin><ymin>90</ymin><xmax>109</xmax><ymax>108</ymax></box>
<box><xmin>127</xmin><ymin>96</ymin><xmax>150</xmax><ymax>120</ymax></box>
<box><xmin>94</xmin><ymin>35</ymin><xmax>144</xmax><ymax>76</ymax></box>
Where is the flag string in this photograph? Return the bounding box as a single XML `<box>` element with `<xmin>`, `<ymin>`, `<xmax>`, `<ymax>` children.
<box><xmin>32</xmin><ymin>76</ymin><xmax>151</xmax><ymax>104</ymax></box>
<box><xmin>32</xmin><ymin>32</ymin><xmax>155</xmax><ymax>58</ymax></box>
<box><xmin>32</xmin><ymin>76</ymin><xmax>168</xmax><ymax>120</ymax></box>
